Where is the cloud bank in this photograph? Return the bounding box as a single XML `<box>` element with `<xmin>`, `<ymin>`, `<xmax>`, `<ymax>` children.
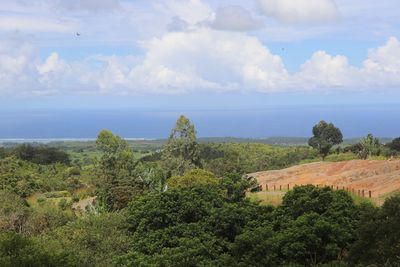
<box><xmin>0</xmin><ymin>0</ymin><xmax>399</xmax><ymax>96</ymax></box>
<box><xmin>1</xmin><ymin>31</ymin><xmax>400</xmax><ymax>96</ymax></box>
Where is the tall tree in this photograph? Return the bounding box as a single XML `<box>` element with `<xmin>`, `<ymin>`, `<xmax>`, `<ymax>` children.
<box><xmin>308</xmin><ymin>121</ymin><xmax>343</xmax><ymax>160</ymax></box>
<box><xmin>162</xmin><ymin>115</ymin><xmax>201</xmax><ymax>176</ymax></box>
<box><xmin>95</xmin><ymin>130</ymin><xmax>143</xmax><ymax>210</ymax></box>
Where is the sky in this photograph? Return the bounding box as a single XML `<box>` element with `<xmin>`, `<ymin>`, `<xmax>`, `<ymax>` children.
<box><xmin>0</xmin><ymin>0</ymin><xmax>399</xmax><ymax>138</ymax></box>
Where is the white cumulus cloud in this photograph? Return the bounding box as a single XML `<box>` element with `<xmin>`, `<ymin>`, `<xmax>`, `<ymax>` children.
<box><xmin>1</xmin><ymin>32</ymin><xmax>400</xmax><ymax>96</ymax></box>
<box><xmin>296</xmin><ymin>51</ymin><xmax>360</xmax><ymax>89</ymax></box>
<box><xmin>0</xmin><ymin>38</ymin><xmax>39</xmax><ymax>95</ymax></box>
<box><xmin>112</xmin><ymin>28</ymin><xmax>288</xmax><ymax>93</ymax></box>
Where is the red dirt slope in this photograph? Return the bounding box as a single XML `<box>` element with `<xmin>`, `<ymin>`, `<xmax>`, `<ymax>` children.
<box><xmin>249</xmin><ymin>160</ymin><xmax>400</xmax><ymax>204</ymax></box>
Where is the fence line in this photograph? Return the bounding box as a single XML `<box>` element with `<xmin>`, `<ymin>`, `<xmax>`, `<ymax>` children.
<box><xmin>260</xmin><ymin>183</ymin><xmax>373</xmax><ymax>199</ymax></box>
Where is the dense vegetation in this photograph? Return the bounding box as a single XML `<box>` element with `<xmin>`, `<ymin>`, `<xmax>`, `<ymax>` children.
<box><xmin>1</xmin><ymin>116</ymin><xmax>400</xmax><ymax>266</ymax></box>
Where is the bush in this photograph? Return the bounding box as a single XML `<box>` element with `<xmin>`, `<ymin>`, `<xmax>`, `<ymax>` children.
<box><xmin>0</xmin><ymin>232</ymin><xmax>70</xmax><ymax>266</ymax></box>
<box><xmin>325</xmin><ymin>152</ymin><xmax>358</xmax><ymax>162</ymax></box>
<box><xmin>68</xmin><ymin>167</ymin><xmax>81</xmax><ymax>176</ymax></box>
<box><xmin>37</xmin><ymin>196</ymin><xmax>47</xmax><ymax>203</ymax></box>
<box><xmin>58</xmin><ymin>199</ymin><xmax>69</xmax><ymax>210</ymax></box>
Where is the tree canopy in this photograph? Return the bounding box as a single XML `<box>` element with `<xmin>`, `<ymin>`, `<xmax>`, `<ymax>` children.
<box><xmin>308</xmin><ymin>120</ymin><xmax>343</xmax><ymax>159</ymax></box>
<box><xmin>162</xmin><ymin>115</ymin><xmax>201</xmax><ymax>176</ymax></box>
<box><xmin>95</xmin><ymin>130</ymin><xmax>142</xmax><ymax>210</ymax></box>
<box><xmin>387</xmin><ymin>137</ymin><xmax>400</xmax><ymax>152</ymax></box>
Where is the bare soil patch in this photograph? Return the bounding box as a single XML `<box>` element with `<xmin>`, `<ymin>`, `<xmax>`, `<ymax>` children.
<box><xmin>249</xmin><ymin>160</ymin><xmax>400</xmax><ymax>205</ymax></box>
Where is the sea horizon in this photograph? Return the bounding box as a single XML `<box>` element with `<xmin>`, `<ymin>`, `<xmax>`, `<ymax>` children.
<box><xmin>1</xmin><ymin>104</ymin><xmax>399</xmax><ymax>139</ymax></box>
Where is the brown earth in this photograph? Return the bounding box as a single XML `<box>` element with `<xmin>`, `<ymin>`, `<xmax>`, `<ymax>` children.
<box><xmin>249</xmin><ymin>160</ymin><xmax>400</xmax><ymax>205</ymax></box>
<box><xmin>72</xmin><ymin>196</ymin><xmax>97</xmax><ymax>213</ymax></box>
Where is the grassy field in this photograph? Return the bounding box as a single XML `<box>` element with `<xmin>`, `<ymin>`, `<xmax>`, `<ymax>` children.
<box><xmin>27</xmin><ymin>192</ymin><xmax>72</xmax><ymax>209</ymax></box>
<box><xmin>248</xmin><ymin>188</ymin><xmax>375</xmax><ymax>207</ymax></box>
<box><xmin>247</xmin><ymin>191</ymin><xmax>287</xmax><ymax>206</ymax></box>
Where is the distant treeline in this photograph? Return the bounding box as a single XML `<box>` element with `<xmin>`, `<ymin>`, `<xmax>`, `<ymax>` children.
<box><xmin>0</xmin><ymin>136</ymin><xmax>396</xmax><ymax>149</ymax></box>
<box><xmin>0</xmin><ymin>144</ymin><xmax>70</xmax><ymax>165</ymax></box>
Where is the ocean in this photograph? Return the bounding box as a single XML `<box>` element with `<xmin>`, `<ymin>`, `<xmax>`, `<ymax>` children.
<box><xmin>0</xmin><ymin>105</ymin><xmax>399</xmax><ymax>139</ymax></box>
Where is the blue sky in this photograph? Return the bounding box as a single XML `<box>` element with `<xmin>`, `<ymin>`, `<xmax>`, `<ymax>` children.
<box><xmin>0</xmin><ymin>0</ymin><xmax>400</xmax><ymax>109</ymax></box>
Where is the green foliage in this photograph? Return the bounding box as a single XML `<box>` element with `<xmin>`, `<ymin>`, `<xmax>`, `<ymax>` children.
<box><xmin>227</xmin><ymin>225</ymin><xmax>278</xmax><ymax>266</ymax></box>
<box><xmin>0</xmin><ymin>232</ymin><xmax>70</xmax><ymax>267</ymax></box>
<box><xmin>0</xmin><ymin>190</ymin><xmax>30</xmax><ymax>233</ymax></box>
<box><xmin>221</xmin><ymin>173</ymin><xmax>260</xmax><ymax>202</ymax></box>
<box><xmin>272</xmin><ymin>186</ymin><xmax>359</xmax><ymax>266</ymax></box>
<box><xmin>23</xmin><ymin>208</ymin><xmax>76</xmax><ymax>236</ymax></box>
<box><xmin>133</xmin><ymin>162</ymin><xmax>167</xmax><ymax>192</ymax></box>
<box><xmin>0</xmin><ymin>156</ymin><xmax>87</xmax><ymax>198</ymax></box>
<box><xmin>58</xmin><ymin>199</ymin><xmax>69</xmax><ymax>210</ymax></box>
<box><xmin>118</xmin><ymin>183</ymin><xmax>359</xmax><ymax>266</ymax></box>
<box><xmin>162</xmin><ymin>115</ymin><xmax>201</xmax><ymax>176</ymax></box>
<box><xmin>0</xmin><ymin>157</ymin><xmax>39</xmax><ymax>197</ymax></box>
<box><xmin>308</xmin><ymin>121</ymin><xmax>343</xmax><ymax>160</ymax></box>
<box><xmin>95</xmin><ymin>129</ymin><xmax>145</xmax><ymax>210</ymax></box>
<box><xmin>357</xmin><ymin>134</ymin><xmax>381</xmax><ymax>159</ymax></box>
<box><xmin>41</xmin><ymin>213</ymin><xmax>130</xmax><ymax>267</ymax></box>
<box><xmin>168</xmin><ymin>169</ymin><xmax>219</xmax><ymax>188</ymax></box>
<box><xmin>44</xmin><ymin>191</ymin><xmax>71</xmax><ymax>198</ymax></box>
<box><xmin>3</xmin><ymin>126</ymin><xmax>400</xmax><ymax>266</ymax></box>
<box><xmin>0</xmin><ymin>147</ymin><xmax>8</xmax><ymax>159</ymax></box>
<box><xmin>383</xmin><ymin>137</ymin><xmax>400</xmax><ymax>156</ymax></box>
<box><xmin>118</xmin><ymin>180</ymin><xmax>269</xmax><ymax>266</ymax></box>
<box><xmin>349</xmin><ymin>195</ymin><xmax>400</xmax><ymax>266</ymax></box>
<box><xmin>324</xmin><ymin>152</ymin><xmax>358</xmax><ymax>162</ymax></box>
<box><xmin>200</xmin><ymin>143</ymin><xmax>316</xmax><ymax>175</ymax></box>
<box><xmin>13</xmin><ymin>144</ymin><xmax>70</xmax><ymax>165</ymax></box>
<box><xmin>387</xmin><ymin>137</ymin><xmax>400</xmax><ymax>152</ymax></box>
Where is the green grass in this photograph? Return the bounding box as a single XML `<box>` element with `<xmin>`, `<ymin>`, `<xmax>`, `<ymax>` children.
<box><xmin>299</xmin><ymin>152</ymin><xmax>359</xmax><ymax>164</ymax></box>
<box><xmin>247</xmin><ymin>191</ymin><xmax>286</xmax><ymax>206</ymax></box>
<box><xmin>350</xmin><ymin>194</ymin><xmax>374</xmax><ymax>205</ymax></box>
<box><xmin>27</xmin><ymin>193</ymin><xmax>72</xmax><ymax>209</ymax></box>
<box><xmin>248</xmin><ymin>189</ymin><xmax>376</xmax><ymax>207</ymax></box>
<box><xmin>43</xmin><ymin>191</ymin><xmax>71</xmax><ymax>198</ymax></box>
